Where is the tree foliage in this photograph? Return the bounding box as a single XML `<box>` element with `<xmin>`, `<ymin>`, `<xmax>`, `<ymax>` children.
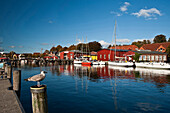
<box><xmin>168</xmin><ymin>38</ymin><xmax>170</xmax><ymax>42</ymax></box>
<box><xmin>131</xmin><ymin>40</ymin><xmax>151</xmax><ymax>48</ymax></box>
<box><xmin>9</xmin><ymin>51</ymin><xmax>16</xmax><ymax>59</ymax></box>
<box><xmin>56</xmin><ymin>45</ymin><xmax>62</xmax><ymax>52</ymax></box>
<box><xmin>44</xmin><ymin>50</ymin><xmax>50</xmax><ymax>54</ymax></box>
<box><xmin>88</xmin><ymin>41</ymin><xmax>102</xmax><ymax>52</ymax></box>
<box><xmin>166</xmin><ymin>45</ymin><xmax>170</xmax><ymax>57</ymax></box>
<box><xmin>133</xmin><ymin>53</ymin><xmax>141</xmax><ymax>62</ymax></box>
<box><xmin>107</xmin><ymin>45</ymin><xmax>111</xmax><ymax>49</ymax></box>
<box><xmin>153</xmin><ymin>34</ymin><xmax>166</xmax><ymax>43</ymax></box>
<box><xmin>50</xmin><ymin>47</ymin><xmax>57</xmax><ymax>52</ymax></box>
<box><xmin>60</xmin><ymin>47</ymin><xmax>68</xmax><ymax>52</ymax></box>
<box><xmin>67</xmin><ymin>45</ymin><xmax>76</xmax><ymax>51</ymax></box>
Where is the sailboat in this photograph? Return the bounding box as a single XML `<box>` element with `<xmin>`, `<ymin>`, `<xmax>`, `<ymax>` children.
<box><xmin>108</xmin><ymin>21</ymin><xmax>135</xmax><ymax>67</ymax></box>
<box><xmin>74</xmin><ymin>36</ymin><xmax>83</xmax><ymax>64</ymax></box>
<box><xmin>81</xmin><ymin>37</ymin><xmax>92</xmax><ymax>66</ymax></box>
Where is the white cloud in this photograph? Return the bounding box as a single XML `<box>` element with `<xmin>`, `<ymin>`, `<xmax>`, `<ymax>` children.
<box><xmin>120</xmin><ymin>2</ymin><xmax>130</xmax><ymax>12</ymax></box>
<box><xmin>48</xmin><ymin>20</ymin><xmax>53</xmax><ymax>24</ymax></box>
<box><xmin>99</xmin><ymin>40</ymin><xmax>111</xmax><ymax>48</ymax></box>
<box><xmin>116</xmin><ymin>39</ymin><xmax>130</xmax><ymax>43</ymax></box>
<box><xmin>76</xmin><ymin>38</ymin><xmax>83</xmax><ymax>44</ymax></box>
<box><xmin>9</xmin><ymin>46</ymin><xmax>15</xmax><ymax>48</ymax></box>
<box><xmin>41</xmin><ymin>43</ymin><xmax>49</xmax><ymax>45</ymax></box>
<box><xmin>110</xmin><ymin>11</ymin><xmax>122</xmax><ymax>16</ymax></box>
<box><xmin>18</xmin><ymin>46</ymin><xmax>24</xmax><ymax>48</ymax></box>
<box><xmin>131</xmin><ymin>8</ymin><xmax>162</xmax><ymax>20</ymax></box>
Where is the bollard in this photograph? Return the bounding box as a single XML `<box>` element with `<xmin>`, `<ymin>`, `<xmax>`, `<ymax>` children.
<box><xmin>7</xmin><ymin>65</ymin><xmax>12</xmax><ymax>79</ymax></box>
<box><xmin>30</xmin><ymin>85</ymin><xmax>48</xmax><ymax>113</ymax></box>
<box><xmin>5</xmin><ymin>64</ymin><xmax>8</xmax><ymax>73</ymax></box>
<box><xmin>13</xmin><ymin>70</ymin><xmax>21</xmax><ymax>91</ymax></box>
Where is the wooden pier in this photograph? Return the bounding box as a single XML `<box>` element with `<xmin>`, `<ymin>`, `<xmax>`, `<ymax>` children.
<box><xmin>0</xmin><ymin>79</ymin><xmax>24</xmax><ymax>113</ymax></box>
<box><xmin>11</xmin><ymin>59</ymin><xmax>73</xmax><ymax>67</ymax></box>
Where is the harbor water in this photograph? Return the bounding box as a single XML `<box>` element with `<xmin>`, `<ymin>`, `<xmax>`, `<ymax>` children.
<box><xmin>18</xmin><ymin>64</ymin><xmax>170</xmax><ymax>113</ymax></box>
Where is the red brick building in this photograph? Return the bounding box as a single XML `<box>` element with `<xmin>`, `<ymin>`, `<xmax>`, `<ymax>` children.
<box><xmin>59</xmin><ymin>51</ymin><xmax>74</xmax><ymax>60</ymax></box>
<box><xmin>97</xmin><ymin>49</ymin><xmax>128</xmax><ymax>61</ymax></box>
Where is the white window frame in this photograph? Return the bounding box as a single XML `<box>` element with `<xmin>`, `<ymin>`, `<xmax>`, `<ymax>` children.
<box><xmin>159</xmin><ymin>55</ymin><xmax>162</xmax><ymax>61</ymax></box>
<box><xmin>163</xmin><ymin>55</ymin><xmax>166</xmax><ymax>61</ymax></box>
<box><xmin>151</xmin><ymin>55</ymin><xmax>154</xmax><ymax>61</ymax></box>
<box><xmin>147</xmin><ymin>55</ymin><xmax>150</xmax><ymax>61</ymax></box>
<box><xmin>100</xmin><ymin>55</ymin><xmax>102</xmax><ymax>59</ymax></box>
<box><xmin>155</xmin><ymin>55</ymin><xmax>158</xmax><ymax>61</ymax></box>
<box><xmin>139</xmin><ymin>56</ymin><xmax>142</xmax><ymax>61</ymax></box>
<box><xmin>108</xmin><ymin>54</ymin><xmax>110</xmax><ymax>60</ymax></box>
<box><xmin>143</xmin><ymin>55</ymin><xmax>146</xmax><ymax>60</ymax></box>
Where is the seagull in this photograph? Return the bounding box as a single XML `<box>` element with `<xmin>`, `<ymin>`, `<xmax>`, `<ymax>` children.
<box><xmin>24</xmin><ymin>71</ymin><xmax>47</xmax><ymax>87</ymax></box>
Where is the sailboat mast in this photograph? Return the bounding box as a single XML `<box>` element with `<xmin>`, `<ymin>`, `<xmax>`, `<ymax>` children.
<box><xmin>114</xmin><ymin>20</ymin><xmax>117</xmax><ymax>61</ymax></box>
<box><xmin>76</xmin><ymin>34</ymin><xmax>77</xmax><ymax>59</ymax></box>
<box><xmin>82</xmin><ymin>37</ymin><xmax>84</xmax><ymax>57</ymax></box>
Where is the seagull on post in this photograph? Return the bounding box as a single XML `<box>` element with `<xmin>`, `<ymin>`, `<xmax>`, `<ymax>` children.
<box><xmin>24</xmin><ymin>71</ymin><xmax>47</xmax><ymax>87</ymax></box>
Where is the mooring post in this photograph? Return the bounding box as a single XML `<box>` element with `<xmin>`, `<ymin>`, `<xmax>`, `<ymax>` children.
<box><xmin>30</xmin><ymin>85</ymin><xmax>48</xmax><ymax>113</ymax></box>
<box><xmin>5</xmin><ymin>64</ymin><xmax>8</xmax><ymax>73</ymax></box>
<box><xmin>7</xmin><ymin>65</ymin><xmax>12</xmax><ymax>79</ymax></box>
<box><xmin>13</xmin><ymin>70</ymin><xmax>21</xmax><ymax>91</ymax></box>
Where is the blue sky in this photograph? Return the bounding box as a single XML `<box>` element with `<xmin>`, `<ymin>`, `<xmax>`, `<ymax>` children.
<box><xmin>0</xmin><ymin>0</ymin><xmax>170</xmax><ymax>53</ymax></box>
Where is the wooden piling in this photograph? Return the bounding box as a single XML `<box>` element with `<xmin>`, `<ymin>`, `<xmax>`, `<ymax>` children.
<box><xmin>5</xmin><ymin>64</ymin><xmax>8</xmax><ymax>73</ymax></box>
<box><xmin>13</xmin><ymin>70</ymin><xmax>21</xmax><ymax>91</ymax></box>
<box><xmin>30</xmin><ymin>85</ymin><xmax>48</xmax><ymax>113</ymax></box>
<box><xmin>7</xmin><ymin>65</ymin><xmax>12</xmax><ymax>79</ymax></box>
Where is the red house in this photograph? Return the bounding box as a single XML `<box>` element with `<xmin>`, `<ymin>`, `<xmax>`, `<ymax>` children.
<box><xmin>97</xmin><ymin>49</ymin><xmax>128</xmax><ymax>61</ymax></box>
<box><xmin>59</xmin><ymin>51</ymin><xmax>74</xmax><ymax>60</ymax></box>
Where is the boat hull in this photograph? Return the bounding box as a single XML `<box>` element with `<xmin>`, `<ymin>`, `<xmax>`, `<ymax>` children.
<box><xmin>74</xmin><ymin>60</ymin><xmax>82</xmax><ymax>64</ymax></box>
<box><xmin>82</xmin><ymin>62</ymin><xmax>92</xmax><ymax>65</ymax></box>
<box><xmin>135</xmin><ymin>62</ymin><xmax>170</xmax><ymax>70</ymax></box>
<box><xmin>108</xmin><ymin>61</ymin><xmax>135</xmax><ymax>67</ymax></box>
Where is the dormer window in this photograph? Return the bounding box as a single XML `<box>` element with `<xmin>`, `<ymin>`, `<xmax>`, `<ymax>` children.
<box><xmin>160</xmin><ymin>48</ymin><xmax>162</xmax><ymax>51</ymax></box>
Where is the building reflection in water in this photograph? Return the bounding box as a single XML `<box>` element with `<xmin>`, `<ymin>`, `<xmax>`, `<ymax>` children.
<box><xmin>45</xmin><ymin>64</ymin><xmax>170</xmax><ymax>92</ymax></box>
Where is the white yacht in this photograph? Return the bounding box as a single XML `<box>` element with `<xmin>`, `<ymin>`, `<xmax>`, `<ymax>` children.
<box><xmin>135</xmin><ymin>62</ymin><xmax>170</xmax><ymax>70</ymax></box>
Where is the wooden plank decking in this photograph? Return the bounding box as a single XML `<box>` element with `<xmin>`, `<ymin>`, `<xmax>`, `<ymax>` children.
<box><xmin>0</xmin><ymin>79</ymin><xmax>24</xmax><ymax>113</ymax></box>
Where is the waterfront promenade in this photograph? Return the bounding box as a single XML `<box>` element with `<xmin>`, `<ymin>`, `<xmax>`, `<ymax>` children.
<box><xmin>0</xmin><ymin>79</ymin><xmax>24</xmax><ymax>113</ymax></box>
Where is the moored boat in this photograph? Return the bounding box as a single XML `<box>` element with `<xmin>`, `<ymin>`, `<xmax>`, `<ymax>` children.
<box><xmin>108</xmin><ymin>61</ymin><xmax>135</xmax><ymax>67</ymax></box>
<box><xmin>135</xmin><ymin>62</ymin><xmax>170</xmax><ymax>70</ymax></box>
<box><xmin>82</xmin><ymin>60</ymin><xmax>92</xmax><ymax>65</ymax></box>
<box><xmin>73</xmin><ymin>60</ymin><xmax>82</xmax><ymax>64</ymax></box>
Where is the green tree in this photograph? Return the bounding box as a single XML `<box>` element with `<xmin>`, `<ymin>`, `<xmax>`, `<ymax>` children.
<box><xmin>44</xmin><ymin>50</ymin><xmax>50</xmax><ymax>54</ymax></box>
<box><xmin>56</xmin><ymin>45</ymin><xmax>62</xmax><ymax>52</ymax></box>
<box><xmin>77</xmin><ymin>43</ymin><xmax>87</xmax><ymax>51</ymax></box>
<box><xmin>131</xmin><ymin>41</ymin><xmax>143</xmax><ymax>48</ymax></box>
<box><xmin>9</xmin><ymin>51</ymin><xmax>16</xmax><ymax>59</ymax></box>
<box><xmin>67</xmin><ymin>45</ymin><xmax>76</xmax><ymax>50</ymax></box>
<box><xmin>107</xmin><ymin>45</ymin><xmax>111</xmax><ymax>49</ymax></box>
<box><xmin>147</xmin><ymin>40</ymin><xmax>151</xmax><ymax>44</ymax></box>
<box><xmin>168</xmin><ymin>38</ymin><xmax>170</xmax><ymax>42</ymax></box>
<box><xmin>132</xmin><ymin>39</ymin><xmax>151</xmax><ymax>48</ymax></box>
<box><xmin>60</xmin><ymin>47</ymin><xmax>68</xmax><ymax>52</ymax></box>
<box><xmin>88</xmin><ymin>41</ymin><xmax>102</xmax><ymax>52</ymax></box>
<box><xmin>133</xmin><ymin>53</ymin><xmax>141</xmax><ymax>62</ymax></box>
<box><xmin>166</xmin><ymin>45</ymin><xmax>170</xmax><ymax>57</ymax></box>
<box><xmin>50</xmin><ymin>47</ymin><xmax>57</xmax><ymax>52</ymax></box>
<box><xmin>153</xmin><ymin>34</ymin><xmax>167</xmax><ymax>43</ymax></box>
